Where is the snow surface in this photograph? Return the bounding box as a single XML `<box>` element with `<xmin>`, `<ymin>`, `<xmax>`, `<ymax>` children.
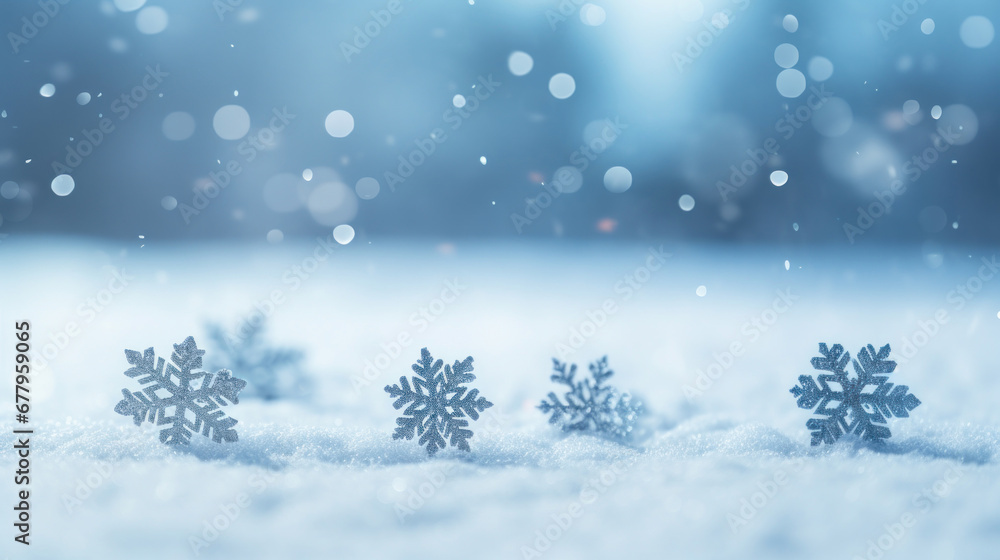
<box><xmin>2</xmin><ymin>238</ymin><xmax>999</xmax><ymax>559</ymax></box>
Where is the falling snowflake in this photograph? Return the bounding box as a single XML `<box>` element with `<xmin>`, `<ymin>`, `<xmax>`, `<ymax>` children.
<box><xmin>790</xmin><ymin>343</ymin><xmax>921</xmax><ymax>446</ymax></box>
<box><xmin>114</xmin><ymin>336</ymin><xmax>247</xmax><ymax>445</ymax></box>
<box><xmin>384</xmin><ymin>348</ymin><xmax>493</xmax><ymax>456</ymax></box>
<box><xmin>538</xmin><ymin>357</ymin><xmax>643</xmax><ymax>441</ymax></box>
<box><xmin>205</xmin><ymin>321</ymin><xmax>310</xmax><ymax>401</ymax></box>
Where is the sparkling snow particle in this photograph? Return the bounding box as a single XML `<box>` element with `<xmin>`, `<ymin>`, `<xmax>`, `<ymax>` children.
<box><xmin>793</xmin><ymin>222</ymin><xmax>799</xmax><ymax>231</ymax></box>
<box><xmin>161</xmin><ymin>196</ymin><xmax>177</xmax><ymax>210</ymax></box>
<box><xmin>51</xmin><ymin>174</ymin><xmax>75</xmax><ymax>196</ymax></box>
<box><xmin>508</xmin><ymin>51</ymin><xmax>534</xmax><ymax>76</ymax></box>
<box><xmin>783</xmin><ymin>14</ymin><xmax>798</xmax><ymax>33</ymax></box>
<box><xmin>452</xmin><ymin>95</ymin><xmax>466</xmax><ymax>108</ymax></box>
<box><xmin>776</xmin><ymin>69</ymin><xmax>806</xmax><ymax>98</ymax></box>
<box><xmin>960</xmin><ymin>16</ymin><xmax>994</xmax><ymax>48</ymax></box>
<box><xmin>307</xmin><ymin>182</ymin><xmax>358</xmax><ymax>226</ymax></box>
<box><xmin>678</xmin><ymin>194</ymin><xmax>695</xmax><ymax>211</ymax></box>
<box><xmin>136</xmin><ymin>6</ymin><xmax>168</xmax><ymax>34</ymax></box>
<box><xmin>937</xmin><ymin>104</ymin><xmax>979</xmax><ymax>145</ymax></box>
<box><xmin>931</xmin><ymin>105</ymin><xmax>942</xmax><ymax>119</ymax></box>
<box><xmin>920</xmin><ymin>18</ymin><xmax>935</xmax><ymax>34</ymax></box>
<box><xmin>603</xmin><ymin>166</ymin><xmax>632</xmax><ymax>193</ymax></box>
<box><xmin>355</xmin><ymin>177</ymin><xmax>380</xmax><ymax>200</ymax></box>
<box><xmin>770</xmin><ymin>170</ymin><xmax>789</xmax><ymax>186</ymax></box>
<box><xmin>812</xmin><ymin>97</ymin><xmax>853</xmax><ymax>137</ymax></box>
<box><xmin>1</xmin><ymin>181</ymin><xmax>18</xmax><ymax>199</ymax></box>
<box><xmin>548</xmin><ymin>73</ymin><xmax>576</xmax><ymax>100</ymax></box>
<box><xmin>302</xmin><ymin>168</ymin><xmax>313</xmax><ymax>181</ymax></box>
<box><xmin>808</xmin><ymin>56</ymin><xmax>834</xmax><ymax>81</ymax></box>
<box><xmin>266</xmin><ymin>229</ymin><xmax>283</xmax><ymax>244</ymax></box>
<box><xmin>325</xmin><ymin>110</ymin><xmax>355</xmax><ymax>138</ymax></box>
<box><xmin>213</xmin><ymin>105</ymin><xmax>250</xmax><ymax>140</ymax></box>
<box><xmin>333</xmin><ymin>224</ymin><xmax>355</xmax><ymax>245</ymax></box>
<box><xmin>163</xmin><ymin>111</ymin><xmax>196</xmax><ymax>141</ymax></box>
<box><xmin>40</xmin><ymin>83</ymin><xmax>56</xmax><ymax>97</ymax></box>
<box><xmin>785</xmin><ymin>260</ymin><xmax>791</xmax><ymax>270</ymax></box>
<box><xmin>553</xmin><ymin>166</ymin><xmax>583</xmax><ymax>194</ymax></box>
<box><xmin>774</xmin><ymin>43</ymin><xmax>799</xmax><ymax>69</ymax></box>
<box><xmin>480</xmin><ymin>156</ymin><xmax>487</xmax><ymax>165</ymax></box>
<box><xmin>77</xmin><ymin>92</ymin><xmax>92</xmax><ymax>105</ymax></box>
<box><xmin>580</xmin><ymin>4</ymin><xmax>606</xmax><ymax>26</ymax></box>
<box><xmin>696</xmin><ymin>285</ymin><xmax>707</xmax><ymax>297</ymax></box>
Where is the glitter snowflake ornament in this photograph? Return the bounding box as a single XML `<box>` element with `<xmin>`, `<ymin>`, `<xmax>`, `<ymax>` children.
<box><xmin>114</xmin><ymin>336</ymin><xmax>246</xmax><ymax>445</ymax></box>
<box><xmin>384</xmin><ymin>348</ymin><xmax>494</xmax><ymax>456</ymax></box>
<box><xmin>539</xmin><ymin>357</ymin><xmax>643</xmax><ymax>441</ymax></box>
<box><xmin>790</xmin><ymin>343</ymin><xmax>921</xmax><ymax>446</ymax></box>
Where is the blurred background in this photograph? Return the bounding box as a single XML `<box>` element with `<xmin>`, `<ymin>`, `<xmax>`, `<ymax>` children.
<box><xmin>1</xmin><ymin>0</ymin><xmax>996</xmax><ymax>244</ymax></box>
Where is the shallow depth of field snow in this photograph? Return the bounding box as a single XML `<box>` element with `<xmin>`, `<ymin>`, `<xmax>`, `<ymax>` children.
<box><xmin>2</xmin><ymin>238</ymin><xmax>999</xmax><ymax>559</ymax></box>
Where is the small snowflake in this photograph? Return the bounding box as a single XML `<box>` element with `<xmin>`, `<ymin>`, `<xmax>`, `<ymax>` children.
<box><xmin>790</xmin><ymin>343</ymin><xmax>921</xmax><ymax>446</ymax></box>
<box><xmin>538</xmin><ymin>357</ymin><xmax>643</xmax><ymax>441</ymax></box>
<box><xmin>384</xmin><ymin>348</ymin><xmax>493</xmax><ymax>456</ymax></box>
<box><xmin>205</xmin><ymin>321</ymin><xmax>310</xmax><ymax>401</ymax></box>
<box><xmin>114</xmin><ymin>336</ymin><xmax>246</xmax><ymax>445</ymax></box>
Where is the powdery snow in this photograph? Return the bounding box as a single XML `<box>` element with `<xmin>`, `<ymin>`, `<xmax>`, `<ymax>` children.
<box><xmin>1</xmin><ymin>239</ymin><xmax>998</xmax><ymax>559</ymax></box>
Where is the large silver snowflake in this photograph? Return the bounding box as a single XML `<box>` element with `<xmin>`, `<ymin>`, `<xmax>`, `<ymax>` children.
<box><xmin>114</xmin><ymin>336</ymin><xmax>246</xmax><ymax>445</ymax></box>
<box><xmin>384</xmin><ymin>348</ymin><xmax>493</xmax><ymax>456</ymax></box>
<box><xmin>790</xmin><ymin>343</ymin><xmax>921</xmax><ymax>446</ymax></box>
